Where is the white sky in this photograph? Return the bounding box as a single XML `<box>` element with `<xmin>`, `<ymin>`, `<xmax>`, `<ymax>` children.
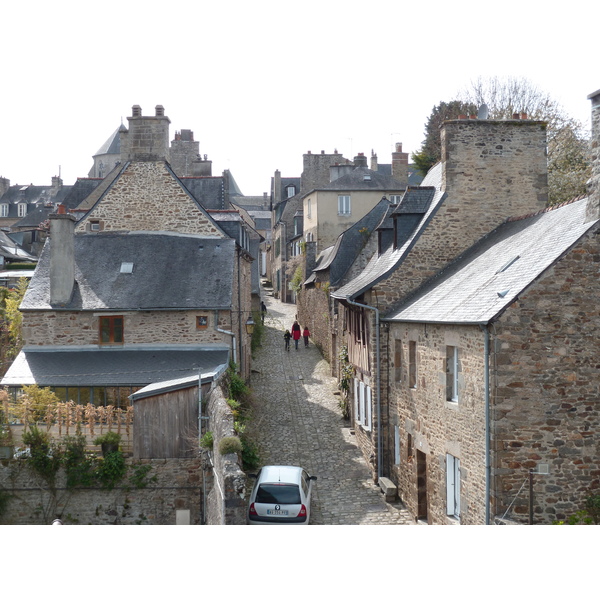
<box><xmin>0</xmin><ymin>0</ymin><xmax>597</xmax><ymax>197</ymax></box>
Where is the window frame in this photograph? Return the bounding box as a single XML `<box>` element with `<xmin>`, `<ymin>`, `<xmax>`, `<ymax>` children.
<box><xmin>338</xmin><ymin>194</ymin><xmax>351</xmax><ymax>216</ymax></box>
<box><xmin>0</xmin><ymin>204</ymin><xmax>8</xmax><ymax>217</ymax></box>
<box><xmin>446</xmin><ymin>345</ymin><xmax>459</xmax><ymax>402</ymax></box>
<box><xmin>18</xmin><ymin>203</ymin><xmax>27</xmax><ymax>218</ymax></box>
<box><xmin>99</xmin><ymin>315</ymin><xmax>124</xmax><ymax>345</ymax></box>
<box><xmin>446</xmin><ymin>454</ymin><xmax>461</xmax><ymax>519</ymax></box>
<box><xmin>408</xmin><ymin>340</ymin><xmax>417</xmax><ymax>389</ymax></box>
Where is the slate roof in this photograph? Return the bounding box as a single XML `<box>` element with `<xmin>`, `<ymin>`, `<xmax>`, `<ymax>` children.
<box><xmin>332</xmin><ymin>163</ymin><xmax>445</xmax><ymax>300</ymax></box>
<box><xmin>0</xmin><ymin>183</ymin><xmax>72</xmax><ymax>219</ymax></box>
<box><xmin>92</xmin><ymin>125</ymin><xmax>125</xmax><ymax>157</ymax></box>
<box><xmin>1</xmin><ymin>346</ymin><xmax>229</xmax><ymax>387</ymax></box>
<box><xmin>181</xmin><ymin>176</ymin><xmax>226</xmax><ymax>209</ymax></box>
<box><xmin>383</xmin><ymin>198</ymin><xmax>598</xmax><ymax>324</ymax></box>
<box><xmin>21</xmin><ymin>232</ymin><xmax>236</xmax><ymax>311</ymax></box>
<box><xmin>0</xmin><ymin>230</ymin><xmax>36</xmax><ymax>261</ymax></box>
<box><xmin>309</xmin><ymin>197</ymin><xmax>392</xmax><ymax>287</ymax></box>
<box><xmin>303</xmin><ymin>167</ymin><xmax>405</xmax><ymax>197</ymax></box>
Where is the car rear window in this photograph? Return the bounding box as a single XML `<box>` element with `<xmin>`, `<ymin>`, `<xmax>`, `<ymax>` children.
<box><xmin>256</xmin><ymin>484</ymin><xmax>301</xmax><ymax>504</ymax></box>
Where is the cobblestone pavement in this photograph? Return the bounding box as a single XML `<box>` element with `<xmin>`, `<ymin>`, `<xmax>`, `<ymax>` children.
<box><xmin>247</xmin><ymin>289</ymin><xmax>413</xmax><ymax>525</ymax></box>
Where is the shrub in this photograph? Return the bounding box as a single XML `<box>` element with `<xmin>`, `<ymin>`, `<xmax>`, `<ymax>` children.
<box><xmin>94</xmin><ymin>431</ymin><xmax>121</xmax><ymax>447</ymax></box>
<box><xmin>219</xmin><ymin>436</ymin><xmax>242</xmax><ymax>456</ymax></box>
<box><xmin>199</xmin><ymin>431</ymin><xmax>214</xmax><ymax>450</ymax></box>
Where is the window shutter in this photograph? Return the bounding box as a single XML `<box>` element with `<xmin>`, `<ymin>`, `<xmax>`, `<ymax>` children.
<box><xmin>446</xmin><ymin>454</ymin><xmax>455</xmax><ymax>516</ymax></box>
<box><xmin>366</xmin><ymin>385</ymin><xmax>372</xmax><ymax>429</ymax></box>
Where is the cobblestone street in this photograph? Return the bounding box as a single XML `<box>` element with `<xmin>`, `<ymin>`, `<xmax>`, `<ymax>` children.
<box><xmin>247</xmin><ymin>289</ymin><xmax>413</xmax><ymax>525</ymax></box>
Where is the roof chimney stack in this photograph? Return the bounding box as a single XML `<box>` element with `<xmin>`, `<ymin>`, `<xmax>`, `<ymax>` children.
<box><xmin>121</xmin><ymin>104</ymin><xmax>171</xmax><ymax>162</ymax></box>
<box><xmin>586</xmin><ymin>88</ymin><xmax>600</xmax><ymax>223</ymax></box>
<box><xmin>49</xmin><ymin>209</ymin><xmax>76</xmax><ymax>306</ymax></box>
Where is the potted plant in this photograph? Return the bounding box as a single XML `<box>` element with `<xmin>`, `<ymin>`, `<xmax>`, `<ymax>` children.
<box><xmin>94</xmin><ymin>431</ymin><xmax>121</xmax><ymax>456</ymax></box>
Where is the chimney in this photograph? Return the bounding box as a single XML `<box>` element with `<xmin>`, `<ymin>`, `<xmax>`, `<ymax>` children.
<box><xmin>122</xmin><ymin>104</ymin><xmax>171</xmax><ymax>162</ymax></box>
<box><xmin>392</xmin><ymin>142</ymin><xmax>409</xmax><ymax>188</ymax></box>
<box><xmin>273</xmin><ymin>170</ymin><xmax>282</xmax><ymax>205</ymax></box>
<box><xmin>371</xmin><ymin>150</ymin><xmax>378</xmax><ymax>171</ymax></box>
<box><xmin>354</xmin><ymin>153</ymin><xmax>368</xmax><ymax>168</ymax></box>
<box><xmin>586</xmin><ymin>88</ymin><xmax>600</xmax><ymax>223</ymax></box>
<box><xmin>0</xmin><ymin>177</ymin><xmax>9</xmax><ymax>198</ymax></box>
<box><xmin>50</xmin><ymin>176</ymin><xmax>63</xmax><ymax>197</ymax></box>
<box><xmin>49</xmin><ymin>208</ymin><xmax>76</xmax><ymax>306</ymax></box>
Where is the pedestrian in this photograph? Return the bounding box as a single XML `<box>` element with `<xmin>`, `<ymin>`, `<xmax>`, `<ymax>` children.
<box><xmin>284</xmin><ymin>329</ymin><xmax>291</xmax><ymax>351</ymax></box>
<box><xmin>260</xmin><ymin>300</ymin><xmax>267</xmax><ymax>324</ymax></box>
<box><xmin>291</xmin><ymin>321</ymin><xmax>301</xmax><ymax>350</ymax></box>
<box><xmin>303</xmin><ymin>326</ymin><xmax>310</xmax><ymax>347</ymax></box>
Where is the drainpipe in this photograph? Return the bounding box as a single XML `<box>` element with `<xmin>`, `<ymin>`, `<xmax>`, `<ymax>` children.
<box><xmin>480</xmin><ymin>324</ymin><xmax>491</xmax><ymax>525</ymax></box>
<box><xmin>215</xmin><ymin>310</ymin><xmax>236</xmax><ymax>366</ymax></box>
<box><xmin>237</xmin><ymin>246</ymin><xmax>243</xmax><ymax>374</ymax></box>
<box><xmin>347</xmin><ymin>298</ymin><xmax>382</xmax><ymax>481</ymax></box>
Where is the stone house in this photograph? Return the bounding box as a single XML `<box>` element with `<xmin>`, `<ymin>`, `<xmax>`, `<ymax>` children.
<box><xmin>320</xmin><ymin>94</ymin><xmax>600</xmax><ymax>523</ymax></box>
<box><xmin>301</xmin><ymin>150</ymin><xmax>408</xmax><ymax>254</ymax></box>
<box><xmin>1</xmin><ymin>105</ymin><xmax>254</xmax><ymax>411</ymax></box>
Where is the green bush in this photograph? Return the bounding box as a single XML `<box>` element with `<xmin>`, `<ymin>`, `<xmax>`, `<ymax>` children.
<box><xmin>94</xmin><ymin>431</ymin><xmax>121</xmax><ymax>447</ymax></box>
<box><xmin>219</xmin><ymin>436</ymin><xmax>243</xmax><ymax>456</ymax></box>
<box><xmin>199</xmin><ymin>431</ymin><xmax>214</xmax><ymax>450</ymax></box>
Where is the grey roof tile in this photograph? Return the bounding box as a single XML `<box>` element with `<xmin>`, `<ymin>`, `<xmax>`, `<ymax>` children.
<box><xmin>384</xmin><ymin>198</ymin><xmax>597</xmax><ymax>324</ymax></box>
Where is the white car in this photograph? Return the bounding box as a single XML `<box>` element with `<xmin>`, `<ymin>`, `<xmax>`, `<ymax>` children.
<box><xmin>247</xmin><ymin>465</ymin><xmax>317</xmax><ymax>525</ymax></box>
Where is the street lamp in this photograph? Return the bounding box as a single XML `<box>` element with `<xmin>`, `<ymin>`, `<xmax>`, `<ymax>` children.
<box><xmin>245</xmin><ymin>316</ymin><xmax>255</xmax><ymax>335</ymax></box>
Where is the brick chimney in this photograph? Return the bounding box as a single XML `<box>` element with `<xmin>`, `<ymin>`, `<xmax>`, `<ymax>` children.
<box><xmin>49</xmin><ymin>206</ymin><xmax>76</xmax><ymax>306</ymax></box>
<box><xmin>391</xmin><ymin>142</ymin><xmax>409</xmax><ymax>188</ymax></box>
<box><xmin>0</xmin><ymin>177</ymin><xmax>9</xmax><ymax>198</ymax></box>
<box><xmin>354</xmin><ymin>153</ymin><xmax>368</xmax><ymax>168</ymax></box>
<box><xmin>370</xmin><ymin>151</ymin><xmax>378</xmax><ymax>171</ymax></box>
<box><xmin>121</xmin><ymin>104</ymin><xmax>171</xmax><ymax>162</ymax></box>
<box><xmin>586</xmin><ymin>88</ymin><xmax>600</xmax><ymax>223</ymax></box>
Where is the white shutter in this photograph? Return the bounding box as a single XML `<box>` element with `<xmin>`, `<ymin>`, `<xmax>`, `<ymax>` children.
<box><xmin>366</xmin><ymin>385</ymin><xmax>372</xmax><ymax>429</ymax></box>
<box><xmin>454</xmin><ymin>458</ymin><xmax>461</xmax><ymax>517</ymax></box>
<box><xmin>359</xmin><ymin>381</ymin><xmax>365</xmax><ymax>425</ymax></box>
<box><xmin>446</xmin><ymin>454</ymin><xmax>455</xmax><ymax>516</ymax></box>
<box><xmin>353</xmin><ymin>378</ymin><xmax>359</xmax><ymax>424</ymax></box>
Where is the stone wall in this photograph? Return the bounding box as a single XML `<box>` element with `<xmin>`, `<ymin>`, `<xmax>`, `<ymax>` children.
<box><xmin>204</xmin><ymin>382</ymin><xmax>247</xmax><ymax>525</ymax></box>
<box><xmin>386</xmin><ymin>323</ymin><xmax>488</xmax><ymax>525</ymax></box>
<box><xmin>297</xmin><ymin>286</ymin><xmax>331</xmax><ymax>362</ymax></box>
<box><xmin>22</xmin><ymin>309</ymin><xmax>234</xmax><ymax>347</ymax></box>
<box><xmin>75</xmin><ymin>162</ymin><xmax>223</xmax><ymax>236</ymax></box>
<box><xmin>491</xmin><ymin>224</ymin><xmax>600</xmax><ymax>523</ymax></box>
<box><xmin>0</xmin><ymin>457</ymin><xmax>203</xmax><ymax>525</ymax></box>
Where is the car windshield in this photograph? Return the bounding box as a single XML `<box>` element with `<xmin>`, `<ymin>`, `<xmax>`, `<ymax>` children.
<box><xmin>256</xmin><ymin>484</ymin><xmax>301</xmax><ymax>504</ymax></box>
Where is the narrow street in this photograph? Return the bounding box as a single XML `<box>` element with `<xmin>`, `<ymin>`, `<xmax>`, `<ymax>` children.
<box><xmin>247</xmin><ymin>288</ymin><xmax>413</xmax><ymax>525</ymax></box>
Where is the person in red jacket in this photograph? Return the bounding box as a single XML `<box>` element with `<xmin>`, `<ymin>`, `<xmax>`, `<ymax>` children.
<box><xmin>302</xmin><ymin>326</ymin><xmax>310</xmax><ymax>347</ymax></box>
<box><xmin>291</xmin><ymin>321</ymin><xmax>301</xmax><ymax>350</ymax></box>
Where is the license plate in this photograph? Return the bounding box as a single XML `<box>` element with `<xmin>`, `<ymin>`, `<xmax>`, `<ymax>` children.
<box><xmin>267</xmin><ymin>509</ymin><xmax>288</xmax><ymax>516</ymax></box>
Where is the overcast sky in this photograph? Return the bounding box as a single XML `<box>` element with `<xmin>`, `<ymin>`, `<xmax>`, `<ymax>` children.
<box><xmin>1</xmin><ymin>0</ymin><xmax>596</xmax><ymax>197</ymax></box>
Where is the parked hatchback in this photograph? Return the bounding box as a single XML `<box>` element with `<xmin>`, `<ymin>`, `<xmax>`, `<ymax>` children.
<box><xmin>247</xmin><ymin>465</ymin><xmax>317</xmax><ymax>525</ymax></box>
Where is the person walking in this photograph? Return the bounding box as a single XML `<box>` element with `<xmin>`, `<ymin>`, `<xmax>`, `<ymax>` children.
<box><xmin>260</xmin><ymin>300</ymin><xmax>267</xmax><ymax>324</ymax></box>
<box><xmin>291</xmin><ymin>321</ymin><xmax>301</xmax><ymax>350</ymax></box>
<box><xmin>283</xmin><ymin>330</ymin><xmax>291</xmax><ymax>351</ymax></box>
<box><xmin>302</xmin><ymin>326</ymin><xmax>310</xmax><ymax>347</ymax></box>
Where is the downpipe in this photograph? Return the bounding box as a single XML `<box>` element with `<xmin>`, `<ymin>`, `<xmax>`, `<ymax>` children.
<box><xmin>480</xmin><ymin>324</ymin><xmax>491</xmax><ymax>525</ymax></box>
<box><xmin>215</xmin><ymin>309</ymin><xmax>236</xmax><ymax>366</ymax></box>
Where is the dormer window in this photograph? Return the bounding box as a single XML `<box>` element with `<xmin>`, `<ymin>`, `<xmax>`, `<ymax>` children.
<box><xmin>286</xmin><ymin>185</ymin><xmax>296</xmax><ymax>198</ymax></box>
<box><xmin>18</xmin><ymin>203</ymin><xmax>27</xmax><ymax>218</ymax></box>
<box><xmin>0</xmin><ymin>204</ymin><xmax>8</xmax><ymax>217</ymax></box>
<box><xmin>390</xmin><ymin>195</ymin><xmax>402</xmax><ymax>204</ymax></box>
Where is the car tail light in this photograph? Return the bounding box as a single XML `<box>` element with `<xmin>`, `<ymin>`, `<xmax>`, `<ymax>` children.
<box><xmin>298</xmin><ymin>504</ymin><xmax>307</xmax><ymax>517</ymax></box>
<box><xmin>249</xmin><ymin>503</ymin><xmax>257</xmax><ymax>516</ymax></box>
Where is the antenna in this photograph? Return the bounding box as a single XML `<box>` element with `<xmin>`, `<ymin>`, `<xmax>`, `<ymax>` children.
<box><xmin>477</xmin><ymin>104</ymin><xmax>489</xmax><ymax>120</ymax></box>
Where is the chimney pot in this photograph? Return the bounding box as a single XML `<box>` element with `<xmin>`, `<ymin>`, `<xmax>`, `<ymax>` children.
<box><xmin>132</xmin><ymin>105</ymin><xmax>142</xmax><ymax>117</ymax></box>
<box><xmin>513</xmin><ymin>113</ymin><xmax>520</xmax><ymax>119</ymax></box>
<box><xmin>155</xmin><ymin>105</ymin><xmax>165</xmax><ymax>117</ymax></box>
<box><xmin>521</xmin><ymin>112</ymin><xmax>527</xmax><ymax>120</ymax></box>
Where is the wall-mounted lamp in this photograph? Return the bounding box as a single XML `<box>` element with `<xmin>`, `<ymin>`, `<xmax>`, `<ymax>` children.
<box><xmin>245</xmin><ymin>316</ymin><xmax>255</xmax><ymax>335</ymax></box>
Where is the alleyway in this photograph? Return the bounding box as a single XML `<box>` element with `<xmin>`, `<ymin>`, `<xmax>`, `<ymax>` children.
<box><xmin>247</xmin><ymin>288</ymin><xmax>412</xmax><ymax>525</ymax></box>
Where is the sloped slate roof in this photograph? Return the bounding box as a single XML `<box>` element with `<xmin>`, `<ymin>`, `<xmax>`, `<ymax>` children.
<box><xmin>332</xmin><ymin>163</ymin><xmax>445</xmax><ymax>300</ymax></box>
<box><xmin>384</xmin><ymin>198</ymin><xmax>597</xmax><ymax>324</ymax></box>
<box><xmin>181</xmin><ymin>177</ymin><xmax>226</xmax><ymax>209</ymax></box>
<box><xmin>21</xmin><ymin>232</ymin><xmax>236</xmax><ymax>311</ymax></box>
<box><xmin>1</xmin><ymin>346</ymin><xmax>229</xmax><ymax>388</ymax></box>
<box><xmin>93</xmin><ymin>125</ymin><xmax>124</xmax><ymax>157</ymax></box>
<box><xmin>311</xmin><ymin>197</ymin><xmax>391</xmax><ymax>287</ymax></box>
<box><xmin>0</xmin><ymin>231</ymin><xmax>36</xmax><ymax>261</ymax></box>
<box><xmin>307</xmin><ymin>167</ymin><xmax>405</xmax><ymax>195</ymax></box>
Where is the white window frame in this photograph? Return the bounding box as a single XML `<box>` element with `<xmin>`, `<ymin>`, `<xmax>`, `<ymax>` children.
<box><xmin>390</xmin><ymin>195</ymin><xmax>402</xmax><ymax>204</ymax></box>
<box><xmin>0</xmin><ymin>204</ymin><xmax>8</xmax><ymax>217</ymax></box>
<box><xmin>18</xmin><ymin>203</ymin><xmax>27</xmax><ymax>218</ymax></box>
<box><xmin>355</xmin><ymin>380</ymin><xmax>372</xmax><ymax>430</ymax></box>
<box><xmin>446</xmin><ymin>345</ymin><xmax>459</xmax><ymax>403</ymax></box>
<box><xmin>286</xmin><ymin>185</ymin><xmax>296</xmax><ymax>198</ymax></box>
<box><xmin>338</xmin><ymin>194</ymin><xmax>351</xmax><ymax>216</ymax></box>
<box><xmin>446</xmin><ymin>454</ymin><xmax>460</xmax><ymax>518</ymax></box>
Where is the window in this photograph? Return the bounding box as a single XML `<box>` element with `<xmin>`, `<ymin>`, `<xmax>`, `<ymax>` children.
<box><xmin>90</xmin><ymin>220</ymin><xmax>102</xmax><ymax>231</ymax></box>
<box><xmin>390</xmin><ymin>195</ymin><xmax>402</xmax><ymax>204</ymax></box>
<box><xmin>446</xmin><ymin>346</ymin><xmax>459</xmax><ymax>402</ymax></box>
<box><xmin>394</xmin><ymin>339</ymin><xmax>403</xmax><ymax>382</ymax></box>
<box><xmin>99</xmin><ymin>316</ymin><xmax>124</xmax><ymax>344</ymax></box>
<box><xmin>338</xmin><ymin>195</ymin><xmax>351</xmax><ymax>216</ymax></box>
<box><xmin>18</xmin><ymin>203</ymin><xmax>27</xmax><ymax>217</ymax></box>
<box><xmin>196</xmin><ymin>315</ymin><xmax>208</xmax><ymax>329</ymax></box>
<box><xmin>394</xmin><ymin>426</ymin><xmax>400</xmax><ymax>465</ymax></box>
<box><xmin>307</xmin><ymin>198</ymin><xmax>312</xmax><ymax>219</ymax></box>
<box><xmin>354</xmin><ymin>379</ymin><xmax>372</xmax><ymax>430</ymax></box>
<box><xmin>408</xmin><ymin>341</ymin><xmax>417</xmax><ymax>388</ymax></box>
<box><xmin>286</xmin><ymin>185</ymin><xmax>296</xmax><ymax>198</ymax></box>
<box><xmin>0</xmin><ymin>204</ymin><xmax>8</xmax><ymax>217</ymax></box>
<box><xmin>446</xmin><ymin>454</ymin><xmax>460</xmax><ymax>518</ymax></box>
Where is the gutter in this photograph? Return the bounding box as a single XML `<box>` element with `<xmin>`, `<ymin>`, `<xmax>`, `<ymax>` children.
<box><xmin>346</xmin><ymin>297</ymin><xmax>382</xmax><ymax>481</ymax></box>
